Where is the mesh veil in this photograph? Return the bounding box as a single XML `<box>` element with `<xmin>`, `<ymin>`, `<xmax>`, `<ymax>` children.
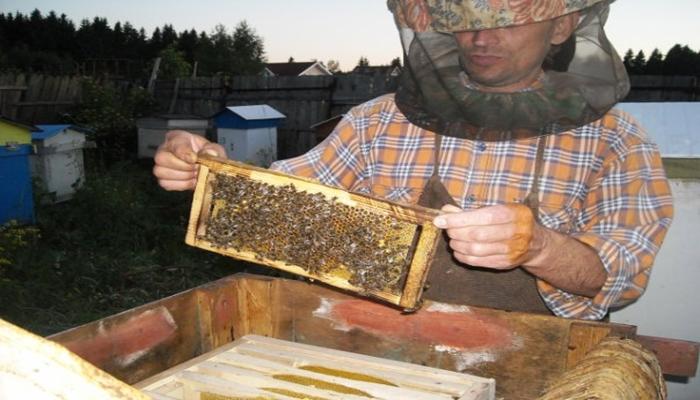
<box><xmin>388</xmin><ymin>0</ymin><xmax>629</xmax><ymax>141</ymax></box>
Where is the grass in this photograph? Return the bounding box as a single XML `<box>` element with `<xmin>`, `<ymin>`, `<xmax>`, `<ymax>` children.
<box><xmin>662</xmin><ymin>158</ymin><xmax>700</xmax><ymax>179</ymax></box>
<box><xmin>0</xmin><ymin>159</ymin><xmax>260</xmax><ymax>336</ymax></box>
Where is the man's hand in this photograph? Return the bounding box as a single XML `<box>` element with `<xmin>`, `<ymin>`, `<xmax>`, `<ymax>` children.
<box><xmin>153</xmin><ymin>130</ymin><xmax>226</xmax><ymax>191</ymax></box>
<box><xmin>432</xmin><ymin>203</ymin><xmax>606</xmax><ymax>298</ymax></box>
<box><xmin>433</xmin><ymin>204</ymin><xmax>547</xmax><ymax>269</ymax></box>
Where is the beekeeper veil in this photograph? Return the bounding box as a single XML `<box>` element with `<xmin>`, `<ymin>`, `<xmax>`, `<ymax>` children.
<box><xmin>387</xmin><ymin>0</ymin><xmax>629</xmax><ymax>141</ymax></box>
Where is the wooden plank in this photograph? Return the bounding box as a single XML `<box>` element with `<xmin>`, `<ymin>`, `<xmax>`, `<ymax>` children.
<box><xmin>0</xmin><ymin>85</ymin><xmax>28</xmax><ymax>91</ymax></box>
<box><xmin>277</xmin><ymin>277</ymin><xmax>574</xmax><ymax>400</ymax></box>
<box><xmin>0</xmin><ymin>318</ymin><xmax>149</xmax><ymax>399</ymax></box>
<box><xmin>636</xmin><ymin>334</ymin><xmax>700</xmax><ymax>377</ymax></box>
<box><xmin>566</xmin><ymin>321</ymin><xmax>637</xmax><ymax>369</ymax></box>
<box><xmin>12</xmin><ymin>100</ymin><xmax>76</xmax><ymax>106</ymax></box>
<box><xmin>50</xmin><ymin>290</ymin><xmax>204</xmax><ymax>385</ymax></box>
<box><xmin>232</xmin><ymin>276</ymin><xmax>281</xmax><ymax>338</ymax></box>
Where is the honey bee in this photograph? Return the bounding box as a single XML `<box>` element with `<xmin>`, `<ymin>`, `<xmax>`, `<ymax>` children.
<box><xmin>201</xmin><ymin>173</ymin><xmax>415</xmax><ymax>294</ymax></box>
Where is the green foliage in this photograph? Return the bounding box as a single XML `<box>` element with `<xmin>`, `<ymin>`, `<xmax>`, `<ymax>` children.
<box><xmin>0</xmin><ymin>10</ymin><xmax>266</xmax><ymax>78</ymax></box>
<box><xmin>195</xmin><ymin>21</ymin><xmax>266</xmax><ymax>76</ymax></box>
<box><xmin>0</xmin><ymin>221</ymin><xmax>40</xmax><ymax>268</ymax></box>
<box><xmin>0</xmin><ymin>162</ymin><xmax>243</xmax><ymax>335</ymax></box>
<box><xmin>155</xmin><ymin>44</ymin><xmax>192</xmax><ymax>79</ymax></box>
<box><xmin>73</xmin><ymin>78</ymin><xmax>157</xmax><ymax>162</ymax></box>
<box><xmin>623</xmin><ymin>45</ymin><xmax>700</xmax><ymax>76</ymax></box>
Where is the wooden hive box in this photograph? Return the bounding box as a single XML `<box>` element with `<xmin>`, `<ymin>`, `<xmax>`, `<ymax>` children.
<box><xmin>137</xmin><ymin>334</ymin><xmax>496</xmax><ymax>400</ymax></box>
<box><xmin>186</xmin><ymin>155</ymin><xmax>442</xmax><ymax>310</ymax></box>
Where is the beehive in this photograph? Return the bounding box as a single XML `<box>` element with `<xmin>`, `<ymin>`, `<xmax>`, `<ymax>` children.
<box><xmin>136</xmin><ymin>335</ymin><xmax>496</xmax><ymax>400</ymax></box>
<box><xmin>186</xmin><ymin>155</ymin><xmax>442</xmax><ymax>310</ymax></box>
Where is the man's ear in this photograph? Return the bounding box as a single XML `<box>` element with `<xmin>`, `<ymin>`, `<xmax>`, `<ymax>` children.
<box><xmin>551</xmin><ymin>12</ymin><xmax>579</xmax><ymax>45</ymax></box>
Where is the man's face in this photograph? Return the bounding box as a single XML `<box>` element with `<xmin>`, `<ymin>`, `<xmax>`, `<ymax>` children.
<box><xmin>454</xmin><ymin>16</ymin><xmax>573</xmax><ymax>93</ymax></box>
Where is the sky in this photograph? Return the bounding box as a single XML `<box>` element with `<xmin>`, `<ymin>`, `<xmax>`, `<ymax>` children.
<box><xmin>2</xmin><ymin>0</ymin><xmax>700</xmax><ymax>71</ymax></box>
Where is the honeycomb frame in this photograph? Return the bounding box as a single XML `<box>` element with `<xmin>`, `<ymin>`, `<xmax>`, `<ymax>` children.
<box><xmin>186</xmin><ymin>154</ymin><xmax>442</xmax><ymax>310</ymax></box>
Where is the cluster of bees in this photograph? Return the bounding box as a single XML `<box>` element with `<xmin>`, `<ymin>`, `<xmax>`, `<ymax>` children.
<box><xmin>202</xmin><ymin>174</ymin><xmax>416</xmax><ymax>293</ymax></box>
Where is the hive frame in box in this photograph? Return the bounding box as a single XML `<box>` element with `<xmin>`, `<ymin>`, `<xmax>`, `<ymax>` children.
<box><xmin>137</xmin><ymin>334</ymin><xmax>496</xmax><ymax>400</ymax></box>
<box><xmin>186</xmin><ymin>154</ymin><xmax>442</xmax><ymax>310</ymax></box>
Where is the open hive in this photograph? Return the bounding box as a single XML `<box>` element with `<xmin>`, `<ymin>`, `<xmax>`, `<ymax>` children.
<box><xmin>137</xmin><ymin>334</ymin><xmax>496</xmax><ymax>400</ymax></box>
<box><xmin>186</xmin><ymin>155</ymin><xmax>442</xmax><ymax>310</ymax></box>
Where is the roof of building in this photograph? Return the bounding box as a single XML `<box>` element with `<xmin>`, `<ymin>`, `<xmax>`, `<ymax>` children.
<box><xmin>33</xmin><ymin>124</ymin><xmax>91</xmax><ymax>141</ymax></box>
<box><xmin>219</xmin><ymin>105</ymin><xmax>286</xmax><ymax>121</ymax></box>
<box><xmin>352</xmin><ymin>65</ymin><xmax>402</xmax><ymax>76</ymax></box>
<box><xmin>264</xmin><ymin>61</ymin><xmax>332</xmax><ymax>76</ymax></box>
<box><xmin>265</xmin><ymin>62</ymin><xmax>316</xmax><ymax>76</ymax></box>
<box><xmin>0</xmin><ymin>115</ymin><xmax>40</xmax><ymax>132</ymax></box>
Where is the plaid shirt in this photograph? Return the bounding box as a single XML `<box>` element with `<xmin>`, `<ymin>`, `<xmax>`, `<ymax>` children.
<box><xmin>271</xmin><ymin>94</ymin><xmax>673</xmax><ymax>320</ymax></box>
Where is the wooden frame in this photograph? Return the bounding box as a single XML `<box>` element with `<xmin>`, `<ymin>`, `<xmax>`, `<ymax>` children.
<box><xmin>137</xmin><ymin>334</ymin><xmax>496</xmax><ymax>400</ymax></box>
<box><xmin>186</xmin><ymin>154</ymin><xmax>442</xmax><ymax>310</ymax></box>
<box><xmin>50</xmin><ymin>275</ymin><xmax>699</xmax><ymax>400</ymax></box>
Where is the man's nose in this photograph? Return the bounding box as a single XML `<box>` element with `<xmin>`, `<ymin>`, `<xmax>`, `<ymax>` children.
<box><xmin>471</xmin><ymin>28</ymin><xmax>500</xmax><ymax>46</ymax></box>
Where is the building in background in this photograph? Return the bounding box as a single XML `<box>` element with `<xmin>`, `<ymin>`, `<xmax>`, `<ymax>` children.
<box><xmin>263</xmin><ymin>61</ymin><xmax>332</xmax><ymax>77</ymax></box>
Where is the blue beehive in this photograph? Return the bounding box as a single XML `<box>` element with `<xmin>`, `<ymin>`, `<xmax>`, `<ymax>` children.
<box><xmin>213</xmin><ymin>105</ymin><xmax>285</xmax><ymax>167</ymax></box>
<box><xmin>0</xmin><ymin>144</ymin><xmax>35</xmax><ymax>225</ymax></box>
<box><xmin>0</xmin><ymin>116</ymin><xmax>38</xmax><ymax>225</ymax></box>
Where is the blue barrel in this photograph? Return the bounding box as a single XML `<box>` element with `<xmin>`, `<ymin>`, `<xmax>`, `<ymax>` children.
<box><xmin>0</xmin><ymin>144</ymin><xmax>35</xmax><ymax>225</ymax></box>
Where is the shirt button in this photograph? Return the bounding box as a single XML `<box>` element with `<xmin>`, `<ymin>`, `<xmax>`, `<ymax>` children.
<box><xmin>476</xmin><ymin>142</ymin><xmax>487</xmax><ymax>152</ymax></box>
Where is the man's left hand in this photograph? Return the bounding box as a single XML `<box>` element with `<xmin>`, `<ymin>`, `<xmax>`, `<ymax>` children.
<box><xmin>432</xmin><ymin>204</ymin><xmax>548</xmax><ymax>270</ymax></box>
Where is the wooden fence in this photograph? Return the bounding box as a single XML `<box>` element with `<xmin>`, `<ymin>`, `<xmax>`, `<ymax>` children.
<box><xmin>153</xmin><ymin>74</ymin><xmax>398</xmax><ymax>158</ymax></box>
<box><xmin>1</xmin><ymin>73</ymin><xmax>697</xmax><ymax>158</ymax></box>
<box><xmin>0</xmin><ymin>74</ymin><xmax>82</xmax><ymax>123</ymax></box>
<box><xmin>627</xmin><ymin>75</ymin><xmax>700</xmax><ymax>101</ymax></box>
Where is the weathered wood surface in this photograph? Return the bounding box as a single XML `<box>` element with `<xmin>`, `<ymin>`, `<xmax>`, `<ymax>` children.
<box><xmin>137</xmin><ymin>334</ymin><xmax>495</xmax><ymax>400</ymax></box>
<box><xmin>187</xmin><ymin>154</ymin><xmax>441</xmax><ymax>309</ymax></box>
<box><xmin>49</xmin><ymin>274</ymin><xmax>697</xmax><ymax>399</ymax></box>
<box><xmin>636</xmin><ymin>335</ymin><xmax>700</xmax><ymax>377</ymax></box>
<box><xmin>0</xmin><ymin>318</ymin><xmax>148</xmax><ymax>399</ymax></box>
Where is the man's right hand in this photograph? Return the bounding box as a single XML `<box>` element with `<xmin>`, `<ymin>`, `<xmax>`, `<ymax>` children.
<box><xmin>153</xmin><ymin>130</ymin><xmax>226</xmax><ymax>191</ymax></box>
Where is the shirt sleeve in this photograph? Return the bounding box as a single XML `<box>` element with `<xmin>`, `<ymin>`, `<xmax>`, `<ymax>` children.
<box><xmin>537</xmin><ymin>119</ymin><xmax>673</xmax><ymax>320</ymax></box>
<box><xmin>269</xmin><ymin>112</ymin><xmax>369</xmax><ymax>193</ymax></box>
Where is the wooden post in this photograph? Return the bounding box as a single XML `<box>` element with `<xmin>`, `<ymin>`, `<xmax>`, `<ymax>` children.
<box><xmin>168</xmin><ymin>78</ymin><xmax>180</xmax><ymax>114</ymax></box>
<box><xmin>147</xmin><ymin>57</ymin><xmax>161</xmax><ymax>95</ymax></box>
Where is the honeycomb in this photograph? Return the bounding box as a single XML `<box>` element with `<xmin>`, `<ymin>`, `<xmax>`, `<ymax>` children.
<box><xmin>201</xmin><ymin>174</ymin><xmax>418</xmax><ymax>294</ymax></box>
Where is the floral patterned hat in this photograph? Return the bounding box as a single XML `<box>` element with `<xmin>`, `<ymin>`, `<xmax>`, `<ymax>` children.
<box><xmin>388</xmin><ymin>0</ymin><xmax>605</xmax><ymax>32</ymax></box>
<box><xmin>387</xmin><ymin>0</ymin><xmax>630</xmax><ymax>141</ymax></box>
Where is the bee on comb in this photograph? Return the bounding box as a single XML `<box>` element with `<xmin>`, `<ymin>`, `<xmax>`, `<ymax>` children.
<box><xmin>186</xmin><ymin>154</ymin><xmax>441</xmax><ymax>310</ymax></box>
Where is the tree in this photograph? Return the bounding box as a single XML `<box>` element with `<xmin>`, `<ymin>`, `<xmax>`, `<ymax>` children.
<box><xmin>230</xmin><ymin>21</ymin><xmax>266</xmax><ymax>75</ymax></box>
<box><xmin>631</xmin><ymin>50</ymin><xmax>646</xmax><ymax>74</ymax></box>
<box><xmin>663</xmin><ymin>44</ymin><xmax>698</xmax><ymax>76</ymax></box>
<box><xmin>645</xmin><ymin>49</ymin><xmax>664</xmax><ymax>75</ymax></box>
<box><xmin>326</xmin><ymin>59</ymin><xmax>340</xmax><ymax>73</ymax></box>
<box><xmin>177</xmin><ymin>29</ymin><xmax>199</xmax><ymax>64</ymax></box>
<box><xmin>622</xmin><ymin>49</ymin><xmax>634</xmax><ymax>73</ymax></box>
<box><xmin>390</xmin><ymin>57</ymin><xmax>402</xmax><ymax>69</ymax></box>
<box><xmin>357</xmin><ymin>56</ymin><xmax>370</xmax><ymax>68</ymax></box>
<box><xmin>156</xmin><ymin>45</ymin><xmax>191</xmax><ymax>79</ymax></box>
